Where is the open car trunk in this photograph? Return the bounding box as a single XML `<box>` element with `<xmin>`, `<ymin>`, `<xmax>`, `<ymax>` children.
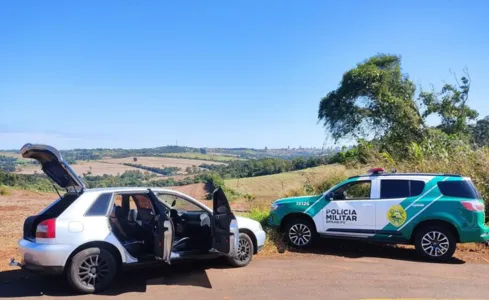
<box><xmin>19</xmin><ymin>143</ymin><xmax>85</xmax><ymax>241</ymax></box>
<box><xmin>23</xmin><ymin>194</ymin><xmax>80</xmax><ymax>241</ymax></box>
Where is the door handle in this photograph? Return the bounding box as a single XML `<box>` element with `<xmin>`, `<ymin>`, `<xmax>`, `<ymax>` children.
<box><xmin>361</xmin><ymin>203</ymin><xmax>373</xmax><ymax>207</ymax></box>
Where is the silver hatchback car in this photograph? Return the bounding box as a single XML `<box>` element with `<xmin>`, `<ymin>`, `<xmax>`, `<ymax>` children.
<box><xmin>9</xmin><ymin>144</ymin><xmax>266</xmax><ymax>294</ymax></box>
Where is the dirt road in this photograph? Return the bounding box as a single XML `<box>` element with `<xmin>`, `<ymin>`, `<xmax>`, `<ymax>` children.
<box><xmin>1</xmin><ymin>255</ymin><xmax>488</xmax><ymax>300</ymax></box>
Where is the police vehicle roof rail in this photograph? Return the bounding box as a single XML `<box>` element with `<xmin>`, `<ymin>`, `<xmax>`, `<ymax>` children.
<box><xmin>348</xmin><ymin>172</ymin><xmax>463</xmax><ymax>179</ymax></box>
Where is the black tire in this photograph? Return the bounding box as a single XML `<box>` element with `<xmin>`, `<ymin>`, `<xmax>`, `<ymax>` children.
<box><xmin>414</xmin><ymin>225</ymin><xmax>456</xmax><ymax>262</ymax></box>
<box><xmin>226</xmin><ymin>232</ymin><xmax>254</xmax><ymax>267</ymax></box>
<box><xmin>66</xmin><ymin>247</ymin><xmax>118</xmax><ymax>294</ymax></box>
<box><xmin>284</xmin><ymin>218</ymin><xmax>317</xmax><ymax>248</ymax></box>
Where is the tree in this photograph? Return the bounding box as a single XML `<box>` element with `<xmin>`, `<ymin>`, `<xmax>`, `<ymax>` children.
<box><xmin>200</xmin><ymin>148</ymin><xmax>207</xmax><ymax>154</ymax></box>
<box><xmin>192</xmin><ymin>165</ymin><xmax>199</xmax><ymax>173</ymax></box>
<box><xmin>318</xmin><ymin>54</ymin><xmax>424</xmax><ymax>149</ymax></box>
<box><xmin>185</xmin><ymin>166</ymin><xmax>192</xmax><ymax>174</ymax></box>
<box><xmin>471</xmin><ymin>116</ymin><xmax>489</xmax><ymax>147</ymax></box>
<box><xmin>133</xmin><ymin>157</ymin><xmax>138</xmax><ymax>162</ymax></box>
<box><xmin>419</xmin><ymin>69</ymin><xmax>478</xmax><ymax>136</ymax></box>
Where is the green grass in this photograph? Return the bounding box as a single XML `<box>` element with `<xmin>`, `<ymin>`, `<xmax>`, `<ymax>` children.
<box><xmin>163</xmin><ymin>152</ymin><xmax>242</xmax><ymax>162</ymax></box>
<box><xmin>225</xmin><ymin>164</ymin><xmax>351</xmax><ymax>204</ymax></box>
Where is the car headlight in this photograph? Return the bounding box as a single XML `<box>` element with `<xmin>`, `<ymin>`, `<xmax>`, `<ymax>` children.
<box><xmin>271</xmin><ymin>202</ymin><xmax>281</xmax><ymax>211</ymax></box>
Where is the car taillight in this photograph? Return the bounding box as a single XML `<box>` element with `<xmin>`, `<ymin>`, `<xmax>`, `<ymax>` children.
<box><xmin>36</xmin><ymin>218</ymin><xmax>56</xmax><ymax>239</ymax></box>
<box><xmin>461</xmin><ymin>201</ymin><xmax>485</xmax><ymax>212</ymax></box>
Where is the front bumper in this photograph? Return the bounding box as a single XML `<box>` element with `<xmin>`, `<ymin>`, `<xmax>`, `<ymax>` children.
<box><xmin>254</xmin><ymin>229</ymin><xmax>267</xmax><ymax>253</ymax></box>
<box><xmin>14</xmin><ymin>238</ymin><xmax>75</xmax><ymax>272</ymax></box>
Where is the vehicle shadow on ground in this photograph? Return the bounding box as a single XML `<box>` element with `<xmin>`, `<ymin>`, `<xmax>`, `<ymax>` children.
<box><xmin>0</xmin><ymin>259</ymin><xmax>228</xmax><ymax>297</ymax></box>
<box><xmin>272</xmin><ymin>235</ymin><xmax>466</xmax><ymax>265</ymax></box>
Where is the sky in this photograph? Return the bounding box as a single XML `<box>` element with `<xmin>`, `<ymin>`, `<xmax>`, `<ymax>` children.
<box><xmin>1</xmin><ymin>1</ymin><xmax>488</xmax><ymax>150</ymax></box>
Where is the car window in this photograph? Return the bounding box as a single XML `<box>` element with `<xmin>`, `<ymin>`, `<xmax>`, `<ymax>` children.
<box><xmin>437</xmin><ymin>180</ymin><xmax>480</xmax><ymax>199</ymax></box>
<box><xmin>157</xmin><ymin>193</ymin><xmax>204</xmax><ymax>212</ymax></box>
<box><xmin>381</xmin><ymin>180</ymin><xmax>410</xmax><ymax>198</ymax></box>
<box><xmin>410</xmin><ymin>180</ymin><xmax>425</xmax><ymax>197</ymax></box>
<box><xmin>333</xmin><ymin>181</ymin><xmax>371</xmax><ymax>200</ymax></box>
<box><xmin>380</xmin><ymin>179</ymin><xmax>426</xmax><ymax>199</ymax></box>
<box><xmin>85</xmin><ymin>193</ymin><xmax>112</xmax><ymax>216</ymax></box>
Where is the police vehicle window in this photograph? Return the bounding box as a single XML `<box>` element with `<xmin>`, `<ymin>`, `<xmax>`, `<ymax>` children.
<box><xmin>334</xmin><ymin>181</ymin><xmax>371</xmax><ymax>200</ymax></box>
<box><xmin>437</xmin><ymin>181</ymin><xmax>480</xmax><ymax>199</ymax></box>
<box><xmin>381</xmin><ymin>180</ymin><xmax>410</xmax><ymax>198</ymax></box>
<box><xmin>85</xmin><ymin>193</ymin><xmax>112</xmax><ymax>216</ymax></box>
<box><xmin>410</xmin><ymin>180</ymin><xmax>425</xmax><ymax>197</ymax></box>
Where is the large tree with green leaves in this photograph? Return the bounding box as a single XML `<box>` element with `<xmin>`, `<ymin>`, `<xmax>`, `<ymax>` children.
<box><xmin>418</xmin><ymin>69</ymin><xmax>478</xmax><ymax>136</ymax></box>
<box><xmin>318</xmin><ymin>54</ymin><xmax>425</xmax><ymax>150</ymax></box>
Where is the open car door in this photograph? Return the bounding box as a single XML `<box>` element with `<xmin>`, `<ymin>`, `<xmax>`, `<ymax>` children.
<box><xmin>20</xmin><ymin>143</ymin><xmax>85</xmax><ymax>193</ymax></box>
<box><xmin>212</xmin><ymin>187</ymin><xmax>239</xmax><ymax>257</ymax></box>
<box><xmin>147</xmin><ymin>189</ymin><xmax>173</xmax><ymax>264</ymax></box>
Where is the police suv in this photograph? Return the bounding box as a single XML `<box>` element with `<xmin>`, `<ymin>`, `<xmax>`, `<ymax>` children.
<box><xmin>268</xmin><ymin>168</ymin><xmax>489</xmax><ymax>261</ymax></box>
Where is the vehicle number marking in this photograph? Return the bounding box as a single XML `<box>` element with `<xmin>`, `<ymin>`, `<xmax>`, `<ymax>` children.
<box><xmin>296</xmin><ymin>202</ymin><xmax>310</xmax><ymax>206</ymax></box>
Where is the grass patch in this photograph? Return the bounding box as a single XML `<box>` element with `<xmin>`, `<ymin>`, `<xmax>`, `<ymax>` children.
<box><xmin>163</xmin><ymin>152</ymin><xmax>241</xmax><ymax>162</ymax></box>
<box><xmin>0</xmin><ymin>186</ymin><xmax>9</xmax><ymax>196</ymax></box>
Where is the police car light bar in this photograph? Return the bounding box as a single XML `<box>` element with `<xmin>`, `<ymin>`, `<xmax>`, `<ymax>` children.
<box><xmin>368</xmin><ymin>167</ymin><xmax>385</xmax><ymax>175</ymax></box>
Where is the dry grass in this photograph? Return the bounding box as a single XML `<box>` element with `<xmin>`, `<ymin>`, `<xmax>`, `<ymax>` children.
<box><xmin>225</xmin><ymin>164</ymin><xmax>356</xmax><ymax>205</ymax></box>
<box><xmin>101</xmin><ymin>156</ymin><xmax>224</xmax><ymax>172</ymax></box>
<box><xmin>13</xmin><ymin>161</ymin><xmax>146</xmax><ymax>176</ymax></box>
<box><xmin>163</xmin><ymin>152</ymin><xmax>241</xmax><ymax>162</ymax></box>
<box><xmin>13</xmin><ymin>156</ymin><xmax>224</xmax><ymax>177</ymax></box>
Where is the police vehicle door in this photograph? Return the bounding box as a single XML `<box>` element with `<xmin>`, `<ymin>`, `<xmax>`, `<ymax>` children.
<box><xmin>321</xmin><ymin>179</ymin><xmax>377</xmax><ymax>237</ymax></box>
<box><xmin>375</xmin><ymin>177</ymin><xmax>428</xmax><ymax>237</ymax></box>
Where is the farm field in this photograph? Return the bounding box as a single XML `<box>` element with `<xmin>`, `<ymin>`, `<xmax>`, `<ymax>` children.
<box><xmin>0</xmin><ymin>152</ymin><xmax>22</xmax><ymax>159</ymax></box>
<box><xmin>12</xmin><ymin>156</ymin><xmax>224</xmax><ymax>177</ymax></box>
<box><xmin>100</xmin><ymin>156</ymin><xmax>225</xmax><ymax>171</ymax></box>
<box><xmin>225</xmin><ymin>164</ymin><xmax>357</xmax><ymax>204</ymax></box>
<box><xmin>163</xmin><ymin>152</ymin><xmax>242</xmax><ymax>161</ymax></box>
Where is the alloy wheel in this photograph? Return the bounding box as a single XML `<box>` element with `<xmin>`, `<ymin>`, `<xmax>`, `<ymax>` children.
<box><xmin>289</xmin><ymin>223</ymin><xmax>312</xmax><ymax>246</ymax></box>
<box><xmin>421</xmin><ymin>231</ymin><xmax>450</xmax><ymax>257</ymax></box>
<box><xmin>77</xmin><ymin>255</ymin><xmax>110</xmax><ymax>288</ymax></box>
<box><xmin>237</xmin><ymin>237</ymin><xmax>252</xmax><ymax>262</ymax></box>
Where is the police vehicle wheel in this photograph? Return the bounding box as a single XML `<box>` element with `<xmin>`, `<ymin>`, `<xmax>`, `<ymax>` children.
<box><xmin>414</xmin><ymin>225</ymin><xmax>456</xmax><ymax>262</ymax></box>
<box><xmin>285</xmin><ymin>218</ymin><xmax>316</xmax><ymax>248</ymax></box>
<box><xmin>66</xmin><ymin>247</ymin><xmax>117</xmax><ymax>294</ymax></box>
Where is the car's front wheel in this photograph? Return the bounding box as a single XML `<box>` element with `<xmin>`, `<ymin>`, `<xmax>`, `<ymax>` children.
<box><xmin>227</xmin><ymin>232</ymin><xmax>254</xmax><ymax>267</ymax></box>
<box><xmin>285</xmin><ymin>218</ymin><xmax>316</xmax><ymax>248</ymax></box>
<box><xmin>414</xmin><ymin>225</ymin><xmax>456</xmax><ymax>262</ymax></box>
<box><xmin>66</xmin><ymin>247</ymin><xmax>117</xmax><ymax>294</ymax></box>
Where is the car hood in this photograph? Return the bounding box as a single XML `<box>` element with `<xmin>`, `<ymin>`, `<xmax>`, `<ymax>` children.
<box><xmin>273</xmin><ymin>194</ymin><xmax>323</xmax><ymax>205</ymax></box>
<box><xmin>235</xmin><ymin>216</ymin><xmax>262</xmax><ymax>231</ymax></box>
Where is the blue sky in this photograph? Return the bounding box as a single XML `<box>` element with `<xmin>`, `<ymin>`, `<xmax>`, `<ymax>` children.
<box><xmin>1</xmin><ymin>1</ymin><xmax>488</xmax><ymax>150</ymax></box>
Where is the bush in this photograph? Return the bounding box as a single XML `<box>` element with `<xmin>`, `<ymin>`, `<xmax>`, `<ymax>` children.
<box><xmin>0</xmin><ymin>185</ymin><xmax>9</xmax><ymax>196</ymax></box>
<box><xmin>245</xmin><ymin>207</ymin><xmax>270</xmax><ymax>226</ymax></box>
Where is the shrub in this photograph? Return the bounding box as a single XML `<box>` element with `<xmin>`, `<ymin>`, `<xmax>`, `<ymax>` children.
<box><xmin>0</xmin><ymin>185</ymin><xmax>9</xmax><ymax>196</ymax></box>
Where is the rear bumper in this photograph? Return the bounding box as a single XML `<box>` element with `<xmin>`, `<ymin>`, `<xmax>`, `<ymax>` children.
<box><xmin>459</xmin><ymin>225</ymin><xmax>489</xmax><ymax>243</ymax></box>
<box><xmin>15</xmin><ymin>238</ymin><xmax>75</xmax><ymax>271</ymax></box>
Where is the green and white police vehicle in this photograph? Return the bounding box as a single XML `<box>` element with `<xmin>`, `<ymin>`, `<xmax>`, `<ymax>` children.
<box><xmin>268</xmin><ymin>168</ymin><xmax>489</xmax><ymax>261</ymax></box>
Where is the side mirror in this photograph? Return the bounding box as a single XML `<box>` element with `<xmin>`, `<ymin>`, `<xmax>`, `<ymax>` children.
<box><xmin>325</xmin><ymin>192</ymin><xmax>333</xmax><ymax>201</ymax></box>
<box><xmin>171</xmin><ymin>200</ymin><xmax>176</xmax><ymax>207</ymax></box>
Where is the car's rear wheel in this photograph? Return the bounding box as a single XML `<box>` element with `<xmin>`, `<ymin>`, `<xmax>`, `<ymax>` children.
<box><xmin>285</xmin><ymin>218</ymin><xmax>316</xmax><ymax>248</ymax></box>
<box><xmin>67</xmin><ymin>247</ymin><xmax>117</xmax><ymax>294</ymax></box>
<box><xmin>414</xmin><ymin>225</ymin><xmax>456</xmax><ymax>262</ymax></box>
<box><xmin>227</xmin><ymin>232</ymin><xmax>254</xmax><ymax>267</ymax></box>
